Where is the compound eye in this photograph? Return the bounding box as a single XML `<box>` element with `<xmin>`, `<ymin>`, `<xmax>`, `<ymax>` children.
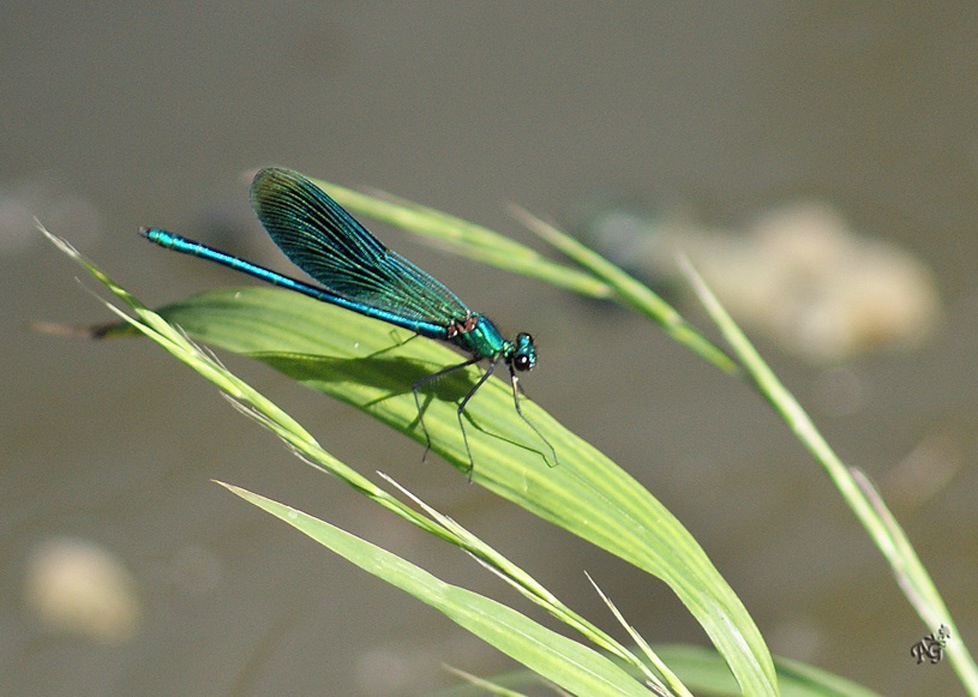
<box><xmin>511</xmin><ymin>332</ymin><xmax>537</xmax><ymax>371</ymax></box>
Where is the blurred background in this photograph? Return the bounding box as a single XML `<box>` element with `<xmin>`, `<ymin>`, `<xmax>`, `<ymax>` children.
<box><xmin>4</xmin><ymin>4</ymin><xmax>977</xmax><ymax>695</ymax></box>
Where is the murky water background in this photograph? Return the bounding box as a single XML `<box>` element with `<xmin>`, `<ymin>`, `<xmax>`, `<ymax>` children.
<box><xmin>4</xmin><ymin>5</ymin><xmax>977</xmax><ymax>695</ymax></box>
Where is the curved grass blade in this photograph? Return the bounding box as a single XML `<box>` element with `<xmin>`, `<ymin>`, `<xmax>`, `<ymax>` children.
<box><xmin>511</xmin><ymin>207</ymin><xmax>739</xmax><ymax>377</ymax></box>
<box><xmin>681</xmin><ymin>257</ymin><xmax>978</xmax><ymax>692</ymax></box>
<box><xmin>219</xmin><ymin>482</ymin><xmax>657</xmax><ymax>697</ymax></box>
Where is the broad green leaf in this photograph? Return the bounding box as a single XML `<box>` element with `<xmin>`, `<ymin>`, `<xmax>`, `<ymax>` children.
<box><xmin>157</xmin><ymin>286</ymin><xmax>777</xmax><ymax>695</ymax></box>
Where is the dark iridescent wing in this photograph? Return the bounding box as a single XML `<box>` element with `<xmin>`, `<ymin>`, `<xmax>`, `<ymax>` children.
<box><xmin>250</xmin><ymin>167</ymin><xmax>470</xmax><ymax>325</ymax></box>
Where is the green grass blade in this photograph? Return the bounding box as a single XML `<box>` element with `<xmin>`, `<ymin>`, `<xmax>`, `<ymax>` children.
<box><xmin>682</xmin><ymin>259</ymin><xmax>978</xmax><ymax>693</ymax></box>
<box><xmin>155</xmin><ymin>286</ymin><xmax>777</xmax><ymax>696</ymax></box>
<box><xmin>511</xmin><ymin>208</ymin><xmax>739</xmax><ymax>376</ymax></box>
<box><xmin>218</xmin><ymin>482</ymin><xmax>656</xmax><ymax>697</ymax></box>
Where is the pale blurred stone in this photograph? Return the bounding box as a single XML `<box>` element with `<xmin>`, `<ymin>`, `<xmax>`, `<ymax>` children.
<box><xmin>587</xmin><ymin>200</ymin><xmax>943</xmax><ymax>362</ymax></box>
<box><xmin>24</xmin><ymin>537</ymin><xmax>141</xmax><ymax>643</ymax></box>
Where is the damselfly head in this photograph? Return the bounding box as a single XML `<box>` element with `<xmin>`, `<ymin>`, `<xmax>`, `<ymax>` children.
<box><xmin>511</xmin><ymin>332</ymin><xmax>537</xmax><ymax>372</ymax></box>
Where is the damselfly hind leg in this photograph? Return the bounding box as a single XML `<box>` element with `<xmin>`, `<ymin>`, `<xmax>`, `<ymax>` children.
<box><xmin>452</xmin><ymin>358</ymin><xmax>500</xmax><ymax>478</ymax></box>
<box><xmin>411</xmin><ymin>356</ymin><xmax>480</xmax><ymax>468</ymax></box>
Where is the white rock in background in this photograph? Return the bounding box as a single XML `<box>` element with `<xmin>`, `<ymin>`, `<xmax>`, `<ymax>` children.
<box><xmin>697</xmin><ymin>202</ymin><xmax>943</xmax><ymax>362</ymax></box>
<box><xmin>24</xmin><ymin>537</ymin><xmax>141</xmax><ymax>643</ymax></box>
<box><xmin>586</xmin><ymin>200</ymin><xmax>943</xmax><ymax>362</ymax></box>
